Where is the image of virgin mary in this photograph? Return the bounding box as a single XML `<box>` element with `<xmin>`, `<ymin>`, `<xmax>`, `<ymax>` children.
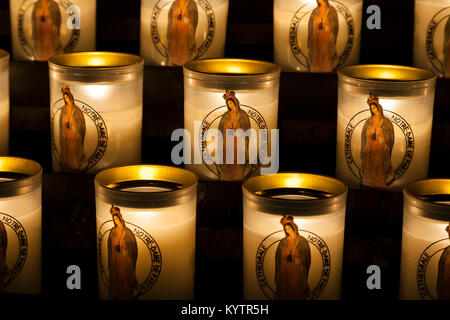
<box><xmin>307</xmin><ymin>0</ymin><xmax>339</xmax><ymax>72</ymax></box>
<box><xmin>217</xmin><ymin>90</ymin><xmax>252</xmax><ymax>182</ymax></box>
<box><xmin>275</xmin><ymin>215</ymin><xmax>311</xmax><ymax>300</ymax></box>
<box><xmin>167</xmin><ymin>0</ymin><xmax>199</xmax><ymax>66</ymax></box>
<box><xmin>360</xmin><ymin>94</ymin><xmax>395</xmax><ymax>189</ymax></box>
<box><xmin>59</xmin><ymin>85</ymin><xmax>86</xmax><ymax>172</ymax></box>
<box><xmin>108</xmin><ymin>204</ymin><xmax>139</xmax><ymax>300</ymax></box>
<box><xmin>32</xmin><ymin>0</ymin><xmax>62</xmax><ymax>61</ymax></box>
<box><xmin>437</xmin><ymin>223</ymin><xmax>450</xmax><ymax>300</ymax></box>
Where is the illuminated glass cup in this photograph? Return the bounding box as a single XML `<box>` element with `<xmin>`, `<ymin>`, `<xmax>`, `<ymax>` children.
<box><xmin>9</xmin><ymin>0</ymin><xmax>97</xmax><ymax>61</ymax></box>
<box><xmin>413</xmin><ymin>0</ymin><xmax>450</xmax><ymax>77</ymax></box>
<box><xmin>183</xmin><ymin>58</ymin><xmax>281</xmax><ymax>182</ymax></box>
<box><xmin>140</xmin><ymin>0</ymin><xmax>229</xmax><ymax>66</ymax></box>
<box><xmin>94</xmin><ymin>164</ymin><xmax>198</xmax><ymax>300</ymax></box>
<box><xmin>48</xmin><ymin>52</ymin><xmax>144</xmax><ymax>174</ymax></box>
<box><xmin>336</xmin><ymin>65</ymin><xmax>436</xmax><ymax>191</ymax></box>
<box><xmin>400</xmin><ymin>179</ymin><xmax>450</xmax><ymax>300</ymax></box>
<box><xmin>0</xmin><ymin>50</ymin><xmax>9</xmax><ymax>155</ymax></box>
<box><xmin>243</xmin><ymin>173</ymin><xmax>347</xmax><ymax>300</ymax></box>
<box><xmin>273</xmin><ymin>0</ymin><xmax>363</xmax><ymax>72</ymax></box>
<box><xmin>0</xmin><ymin>157</ymin><xmax>42</xmax><ymax>295</ymax></box>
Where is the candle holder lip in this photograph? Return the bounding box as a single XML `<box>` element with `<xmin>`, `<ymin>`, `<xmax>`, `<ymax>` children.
<box><xmin>243</xmin><ymin>172</ymin><xmax>347</xmax><ymax>216</ymax></box>
<box><xmin>0</xmin><ymin>157</ymin><xmax>42</xmax><ymax>197</ymax></box>
<box><xmin>338</xmin><ymin>64</ymin><xmax>437</xmax><ymax>84</ymax></box>
<box><xmin>184</xmin><ymin>58</ymin><xmax>281</xmax><ymax>78</ymax></box>
<box><xmin>94</xmin><ymin>164</ymin><xmax>198</xmax><ymax>208</ymax></box>
<box><xmin>48</xmin><ymin>51</ymin><xmax>144</xmax><ymax>71</ymax></box>
<box><xmin>404</xmin><ymin>178</ymin><xmax>450</xmax><ymax>221</ymax></box>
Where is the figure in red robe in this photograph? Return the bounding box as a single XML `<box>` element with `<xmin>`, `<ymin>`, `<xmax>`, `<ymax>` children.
<box><xmin>167</xmin><ymin>0</ymin><xmax>198</xmax><ymax>66</ymax></box>
<box><xmin>32</xmin><ymin>0</ymin><xmax>61</xmax><ymax>60</ymax></box>
<box><xmin>59</xmin><ymin>86</ymin><xmax>86</xmax><ymax>172</ymax></box>
<box><xmin>360</xmin><ymin>94</ymin><xmax>395</xmax><ymax>189</ymax></box>
<box><xmin>275</xmin><ymin>215</ymin><xmax>311</xmax><ymax>300</ymax></box>
<box><xmin>108</xmin><ymin>205</ymin><xmax>139</xmax><ymax>300</ymax></box>
<box><xmin>308</xmin><ymin>0</ymin><xmax>339</xmax><ymax>72</ymax></box>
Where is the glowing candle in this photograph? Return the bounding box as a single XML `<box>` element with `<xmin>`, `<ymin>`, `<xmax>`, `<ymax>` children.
<box><xmin>243</xmin><ymin>173</ymin><xmax>347</xmax><ymax>300</ymax></box>
<box><xmin>140</xmin><ymin>0</ymin><xmax>229</xmax><ymax>66</ymax></box>
<box><xmin>95</xmin><ymin>165</ymin><xmax>197</xmax><ymax>300</ymax></box>
<box><xmin>0</xmin><ymin>50</ymin><xmax>9</xmax><ymax>155</ymax></box>
<box><xmin>274</xmin><ymin>0</ymin><xmax>363</xmax><ymax>72</ymax></box>
<box><xmin>336</xmin><ymin>65</ymin><xmax>436</xmax><ymax>191</ymax></box>
<box><xmin>413</xmin><ymin>0</ymin><xmax>450</xmax><ymax>77</ymax></box>
<box><xmin>400</xmin><ymin>179</ymin><xmax>450</xmax><ymax>300</ymax></box>
<box><xmin>48</xmin><ymin>52</ymin><xmax>144</xmax><ymax>174</ymax></box>
<box><xmin>183</xmin><ymin>59</ymin><xmax>280</xmax><ymax>181</ymax></box>
<box><xmin>9</xmin><ymin>0</ymin><xmax>96</xmax><ymax>61</ymax></box>
<box><xmin>0</xmin><ymin>157</ymin><xmax>42</xmax><ymax>295</ymax></box>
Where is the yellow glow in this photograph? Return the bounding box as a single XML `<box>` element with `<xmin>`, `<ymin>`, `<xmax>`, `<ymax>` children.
<box><xmin>377</xmin><ymin>71</ymin><xmax>397</xmax><ymax>79</ymax></box>
<box><xmin>284</xmin><ymin>175</ymin><xmax>304</xmax><ymax>188</ymax></box>
<box><xmin>226</xmin><ymin>65</ymin><xmax>244</xmax><ymax>73</ymax></box>
<box><xmin>85</xmin><ymin>85</ymin><xmax>108</xmax><ymax>98</ymax></box>
<box><xmin>87</xmin><ymin>57</ymin><xmax>107</xmax><ymax>66</ymax></box>
<box><xmin>138</xmin><ymin>166</ymin><xmax>157</xmax><ymax>179</ymax></box>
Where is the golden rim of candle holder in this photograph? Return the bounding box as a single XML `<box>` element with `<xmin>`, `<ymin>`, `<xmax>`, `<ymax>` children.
<box><xmin>0</xmin><ymin>49</ymin><xmax>9</xmax><ymax>61</ymax></box>
<box><xmin>49</xmin><ymin>52</ymin><xmax>143</xmax><ymax>70</ymax></box>
<box><xmin>338</xmin><ymin>65</ymin><xmax>436</xmax><ymax>83</ymax></box>
<box><xmin>184</xmin><ymin>58</ymin><xmax>280</xmax><ymax>76</ymax></box>
<box><xmin>0</xmin><ymin>157</ymin><xmax>42</xmax><ymax>197</ymax></box>
<box><xmin>243</xmin><ymin>173</ymin><xmax>347</xmax><ymax>216</ymax></box>
<box><xmin>94</xmin><ymin>165</ymin><xmax>198</xmax><ymax>208</ymax></box>
<box><xmin>404</xmin><ymin>179</ymin><xmax>450</xmax><ymax>221</ymax></box>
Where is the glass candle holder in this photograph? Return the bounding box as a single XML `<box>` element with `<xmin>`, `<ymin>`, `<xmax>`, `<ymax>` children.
<box><xmin>9</xmin><ymin>0</ymin><xmax>97</xmax><ymax>61</ymax></box>
<box><xmin>140</xmin><ymin>0</ymin><xmax>229</xmax><ymax>66</ymax></box>
<box><xmin>243</xmin><ymin>173</ymin><xmax>347</xmax><ymax>300</ymax></box>
<box><xmin>400</xmin><ymin>179</ymin><xmax>450</xmax><ymax>300</ymax></box>
<box><xmin>413</xmin><ymin>0</ymin><xmax>450</xmax><ymax>77</ymax></box>
<box><xmin>48</xmin><ymin>52</ymin><xmax>144</xmax><ymax>174</ymax></box>
<box><xmin>94</xmin><ymin>164</ymin><xmax>198</xmax><ymax>300</ymax></box>
<box><xmin>273</xmin><ymin>0</ymin><xmax>363</xmax><ymax>72</ymax></box>
<box><xmin>183</xmin><ymin>59</ymin><xmax>281</xmax><ymax>181</ymax></box>
<box><xmin>336</xmin><ymin>65</ymin><xmax>437</xmax><ymax>191</ymax></box>
<box><xmin>0</xmin><ymin>50</ymin><xmax>9</xmax><ymax>155</ymax></box>
<box><xmin>0</xmin><ymin>157</ymin><xmax>42</xmax><ymax>295</ymax></box>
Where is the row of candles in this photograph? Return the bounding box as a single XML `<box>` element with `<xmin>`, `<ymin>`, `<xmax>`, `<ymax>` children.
<box><xmin>0</xmin><ymin>50</ymin><xmax>439</xmax><ymax>189</ymax></box>
<box><xmin>6</xmin><ymin>0</ymin><xmax>450</xmax><ymax>77</ymax></box>
<box><xmin>0</xmin><ymin>159</ymin><xmax>448</xmax><ymax>300</ymax></box>
<box><xmin>0</xmin><ymin>47</ymin><xmax>448</xmax><ymax>299</ymax></box>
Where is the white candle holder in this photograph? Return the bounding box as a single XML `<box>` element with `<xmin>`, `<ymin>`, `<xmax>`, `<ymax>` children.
<box><xmin>94</xmin><ymin>164</ymin><xmax>198</xmax><ymax>300</ymax></box>
<box><xmin>140</xmin><ymin>0</ymin><xmax>229</xmax><ymax>66</ymax></box>
<box><xmin>243</xmin><ymin>173</ymin><xmax>347</xmax><ymax>300</ymax></box>
<box><xmin>413</xmin><ymin>0</ymin><xmax>450</xmax><ymax>77</ymax></box>
<box><xmin>274</xmin><ymin>0</ymin><xmax>363</xmax><ymax>72</ymax></box>
<box><xmin>336</xmin><ymin>65</ymin><xmax>436</xmax><ymax>191</ymax></box>
<box><xmin>0</xmin><ymin>50</ymin><xmax>9</xmax><ymax>156</ymax></box>
<box><xmin>0</xmin><ymin>157</ymin><xmax>42</xmax><ymax>295</ymax></box>
<box><xmin>183</xmin><ymin>58</ymin><xmax>281</xmax><ymax>181</ymax></box>
<box><xmin>48</xmin><ymin>52</ymin><xmax>144</xmax><ymax>174</ymax></box>
<box><xmin>9</xmin><ymin>0</ymin><xmax>97</xmax><ymax>61</ymax></box>
<box><xmin>400</xmin><ymin>179</ymin><xmax>450</xmax><ymax>300</ymax></box>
